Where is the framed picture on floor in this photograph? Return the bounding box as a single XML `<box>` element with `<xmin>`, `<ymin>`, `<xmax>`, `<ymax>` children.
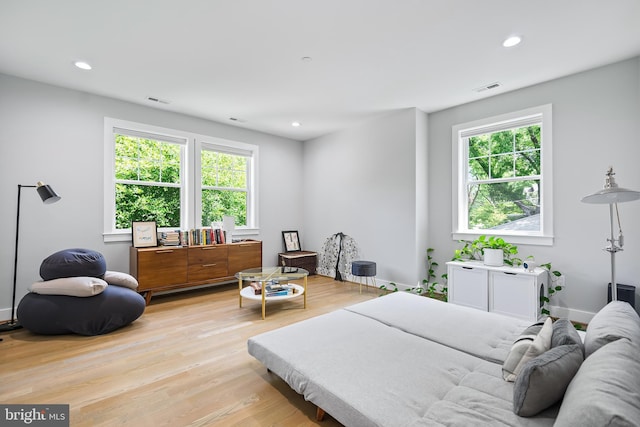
<box><xmin>132</xmin><ymin>221</ymin><xmax>158</xmax><ymax>247</ymax></box>
<box><xmin>282</xmin><ymin>230</ymin><xmax>301</xmax><ymax>252</ymax></box>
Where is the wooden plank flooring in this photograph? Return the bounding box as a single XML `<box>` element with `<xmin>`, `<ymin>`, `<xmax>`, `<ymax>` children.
<box><xmin>0</xmin><ymin>276</ymin><xmax>379</xmax><ymax>426</ymax></box>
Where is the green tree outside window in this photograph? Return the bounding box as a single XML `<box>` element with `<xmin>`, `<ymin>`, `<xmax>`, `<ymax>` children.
<box><xmin>467</xmin><ymin>125</ymin><xmax>541</xmax><ymax>230</ymax></box>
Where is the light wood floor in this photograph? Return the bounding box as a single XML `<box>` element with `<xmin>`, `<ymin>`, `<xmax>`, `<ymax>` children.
<box><xmin>0</xmin><ymin>276</ymin><xmax>379</xmax><ymax>427</ymax></box>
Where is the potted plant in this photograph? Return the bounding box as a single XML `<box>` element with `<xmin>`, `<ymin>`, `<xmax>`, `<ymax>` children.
<box><xmin>453</xmin><ymin>235</ymin><xmax>518</xmax><ymax>267</ymax></box>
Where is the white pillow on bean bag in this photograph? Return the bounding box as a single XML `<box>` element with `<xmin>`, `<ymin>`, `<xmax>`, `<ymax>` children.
<box><xmin>103</xmin><ymin>271</ymin><xmax>139</xmax><ymax>290</ymax></box>
<box><xmin>30</xmin><ymin>276</ymin><xmax>108</xmax><ymax>297</ymax></box>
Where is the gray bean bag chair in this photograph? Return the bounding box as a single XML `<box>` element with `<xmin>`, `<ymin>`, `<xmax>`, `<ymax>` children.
<box><xmin>18</xmin><ymin>285</ymin><xmax>145</xmax><ymax>335</ymax></box>
<box><xmin>17</xmin><ymin>248</ymin><xmax>145</xmax><ymax>336</ymax></box>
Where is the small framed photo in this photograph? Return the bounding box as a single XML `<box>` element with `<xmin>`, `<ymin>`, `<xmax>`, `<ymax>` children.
<box><xmin>282</xmin><ymin>230</ymin><xmax>301</xmax><ymax>252</ymax></box>
<box><xmin>132</xmin><ymin>221</ymin><xmax>158</xmax><ymax>248</ymax></box>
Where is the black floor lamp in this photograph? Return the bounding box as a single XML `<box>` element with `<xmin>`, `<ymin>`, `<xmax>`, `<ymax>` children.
<box><xmin>0</xmin><ymin>181</ymin><xmax>61</xmax><ymax>333</ymax></box>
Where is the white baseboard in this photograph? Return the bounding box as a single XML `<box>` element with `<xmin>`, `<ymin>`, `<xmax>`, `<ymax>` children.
<box><xmin>0</xmin><ymin>307</ymin><xmax>15</xmax><ymax>323</ymax></box>
<box><xmin>549</xmin><ymin>305</ymin><xmax>596</xmax><ymax>324</ymax></box>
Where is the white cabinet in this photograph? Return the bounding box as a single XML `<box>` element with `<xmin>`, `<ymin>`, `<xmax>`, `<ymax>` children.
<box><xmin>448</xmin><ymin>263</ymin><xmax>488</xmax><ymax>311</ymax></box>
<box><xmin>447</xmin><ymin>261</ymin><xmax>547</xmax><ymax>322</ymax></box>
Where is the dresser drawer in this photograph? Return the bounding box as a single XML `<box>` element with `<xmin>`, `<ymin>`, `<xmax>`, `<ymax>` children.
<box><xmin>188</xmin><ymin>246</ymin><xmax>228</xmax><ymax>281</ymax></box>
<box><xmin>228</xmin><ymin>241</ymin><xmax>262</xmax><ymax>274</ymax></box>
<box><xmin>135</xmin><ymin>248</ymin><xmax>187</xmax><ymax>291</ymax></box>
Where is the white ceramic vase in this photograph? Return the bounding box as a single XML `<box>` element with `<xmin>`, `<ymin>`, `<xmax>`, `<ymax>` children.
<box><xmin>483</xmin><ymin>248</ymin><xmax>504</xmax><ymax>266</ymax></box>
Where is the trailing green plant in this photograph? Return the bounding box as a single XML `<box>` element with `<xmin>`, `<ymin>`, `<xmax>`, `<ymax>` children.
<box><xmin>421</xmin><ymin>248</ymin><xmax>447</xmax><ymax>301</ymax></box>
<box><xmin>378</xmin><ymin>248</ymin><xmax>448</xmax><ymax>301</ymax></box>
<box><xmin>538</xmin><ymin>262</ymin><xmax>563</xmax><ymax>316</ymax></box>
<box><xmin>379</xmin><ymin>282</ymin><xmax>398</xmax><ymax>294</ymax></box>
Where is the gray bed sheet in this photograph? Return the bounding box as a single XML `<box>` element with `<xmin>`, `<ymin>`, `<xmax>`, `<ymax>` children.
<box><xmin>248</xmin><ymin>293</ymin><xmax>557</xmax><ymax>426</ymax></box>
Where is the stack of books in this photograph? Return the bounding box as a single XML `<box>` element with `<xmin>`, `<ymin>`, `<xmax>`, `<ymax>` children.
<box><xmin>180</xmin><ymin>227</ymin><xmax>227</xmax><ymax>246</ymax></box>
<box><xmin>265</xmin><ymin>283</ymin><xmax>297</xmax><ymax>297</ymax></box>
<box><xmin>159</xmin><ymin>230</ymin><xmax>181</xmax><ymax>246</ymax></box>
<box><xmin>248</xmin><ymin>281</ymin><xmax>297</xmax><ymax>296</ymax></box>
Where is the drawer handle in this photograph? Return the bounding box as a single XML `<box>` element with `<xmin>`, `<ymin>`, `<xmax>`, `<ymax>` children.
<box><xmin>462</xmin><ymin>266</ymin><xmax>473</xmax><ymax>270</ymax></box>
<box><xmin>201</xmin><ymin>247</ymin><xmax>219</xmax><ymax>250</ymax></box>
<box><xmin>239</xmin><ymin>244</ymin><xmax>252</xmax><ymax>247</ymax></box>
<box><xmin>155</xmin><ymin>250</ymin><xmax>174</xmax><ymax>254</ymax></box>
<box><xmin>504</xmin><ymin>272</ymin><xmax>517</xmax><ymax>275</ymax></box>
<box><xmin>203</xmin><ymin>263</ymin><xmax>217</xmax><ymax>267</ymax></box>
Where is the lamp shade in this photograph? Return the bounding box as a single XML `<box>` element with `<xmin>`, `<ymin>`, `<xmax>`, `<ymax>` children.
<box><xmin>36</xmin><ymin>181</ymin><xmax>61</xmax><ymax>204</ymax></box>
<box><xmin>582</xmin><ymin>187</ymin><xmax>640</xmax><ymax>204</ymax></box>
<box><xmin>581</xmin><ymin>168</ymin><xmax>640</xmax><ymax>204</ymax></box>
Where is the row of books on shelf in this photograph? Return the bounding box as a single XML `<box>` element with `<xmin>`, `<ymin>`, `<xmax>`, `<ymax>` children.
<box><xmin>158</xmin><ymin>228</ymin><xmax>229</xmax><ymax>246</ymax></box>
<box><xmin>248</xmin><ymin>281</ymin><xmax>298</xmax><ymax>297</ymax></box>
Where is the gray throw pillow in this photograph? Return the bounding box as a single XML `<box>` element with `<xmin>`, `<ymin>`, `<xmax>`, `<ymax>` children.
<box><xmin>554</xmin><ymin>338</ymin><xmax>640</xmax><ymax>426</ymax></box>
<box><xmin>551</xmin><ymin>318</ymin><xmax>584</xmax><ymax>356</ymax></box>
<box><xmin>503</xmin><ymin>317</ymin><xmax>552</xmax><ymax>381</ymax></box>
<box><xmin>512</xmin><ymin>343</ymin><xmax>583</xmax><ymax>417</ymax></box>
<box><xmin>584</xmin><ymin>301</ymin><xmax>640</xmax><ymax>358</ymax></box>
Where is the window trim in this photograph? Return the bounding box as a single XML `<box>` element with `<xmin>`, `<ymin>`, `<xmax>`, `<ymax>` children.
<box><xmin>451</xmin><ymin>104</ymin><xmax>553</xmax><ymax>246</ymax></box>
<box><xmin>195</xmin><ymin>137</ymin><xmax>259</xmax><ymax>230</ymax></box>
<box><xmin>103</xmin><ymin>117</ymin><xmax>259</xmax><ymax>242</ymax></box>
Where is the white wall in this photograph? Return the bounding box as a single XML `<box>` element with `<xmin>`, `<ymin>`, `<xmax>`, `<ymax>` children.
<box><xmin>3</xmin><ymin>56</ymin><xmax>638</xmax><ymax>324</ymax></box>
<box><xmin>428</xmin><ymin>57</ymin><xmax>640</xmax><ymax>322</ymax></box>
<box><xmin>302</xmin><ymin>108</ymin><xmax>429</xmax><ymax>288</ymax></box>
<box><xmin>0</xmin><ymin>73</ymin><xmax>304</xmax><ymax>321</ymax></box>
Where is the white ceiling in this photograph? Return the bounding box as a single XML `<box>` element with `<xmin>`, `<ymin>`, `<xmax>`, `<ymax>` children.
<box><xmin>1</xmin><ymin>0</ymin><xmax>639</xmax><ymax>141</ymax></box>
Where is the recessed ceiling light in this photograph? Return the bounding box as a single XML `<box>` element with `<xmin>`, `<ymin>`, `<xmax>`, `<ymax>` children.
<box><xmin>301</xmin><ymin>57</ymin><xmax>312</xmax><ymax>62</ymax></box>
<box><xmin>74</xmin><ymin>61</ymin><xmax>92</xmax><ymax>70</ymax></box>
<box><xmin>291</xmin><ymin>122</ymin><xmax>301</xmax><ymax>127</ymax></box>
<box><xmin>502</xmin><ymin>36</ymin><xmax>522</xmax><ymax>48</ymax></box>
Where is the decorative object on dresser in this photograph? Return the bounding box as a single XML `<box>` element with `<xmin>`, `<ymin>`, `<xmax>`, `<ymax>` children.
<box><xmin>282</xmin><ymin>230</ymin><xmax>301</xmax><ymax>252</ymax></box>
<box><xmin>581</xmin><ymin>166</ymin><xmax>640</xmax><ymax>301</ymax></box>
<box><xmin>131</xmin><ymin>221</ymin><xmax>158</xmax><ymax>248</ymax></box>
<box><xmin>447</xmin><ymin>260</ymin><xmax>547</xmax><ymax>322</ymax></box>
<box><xmin>130</xmin><ymin>240</ymin><xmax>262</xmax><ymax>304</ymax></box>
<box><xmin>222</xmin><ymin>215</ymin><xmax>235</xmax><ymax>243</ymax></box>
<box><xmin>278</xmin><ymin>251</ymin><xmax>317</xmax><ymax>275</ymax></box>
<box><xmin>1</xmin><ymin>181</ymin><xmax>61</xmax><ymax>334</ymax></box>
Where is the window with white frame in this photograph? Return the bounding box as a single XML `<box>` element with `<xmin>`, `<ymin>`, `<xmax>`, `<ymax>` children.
<box><xmin>114</xmin><ymin>131</ymin><xmax>185</xmax><ymax>229</ymax></box>
<box><xmin>104</xmin><ymin>118</ymin><xmax>258</xmax><ymax>241</ymax></box>
<box><xmin>198</xmin><ymin>142</ymin><xmax>254</xmax><ymax>228</ymax></box>
<box><xmin>452</xmin><ymin>105</ymin><xmax>553</xmax><ymax>245</ymax></box>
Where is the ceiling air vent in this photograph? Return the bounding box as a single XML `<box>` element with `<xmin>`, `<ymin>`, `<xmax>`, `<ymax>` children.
<box><xmin>474</xmin><ymin>82</ymin><xmax>502</xmax><ymax>93</ymax></box>
<box><xmin>147</xmin><ymin>96</ymin><xmax>170</xmax><ymax>105</ymax></box>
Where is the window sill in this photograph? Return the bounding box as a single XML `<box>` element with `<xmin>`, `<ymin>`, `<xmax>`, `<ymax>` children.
<box><xmin>103</xmin><ymin>228</ymin><xmax>260</xmax><ymax>243</ymax></box>
<box><xmin>452</xmin><ymin>232</ymin><xmax>553</xmax><ymax>247</ymax></box>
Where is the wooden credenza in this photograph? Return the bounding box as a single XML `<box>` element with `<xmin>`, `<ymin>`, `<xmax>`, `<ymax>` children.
<box><xmin>130</xmin><ymin>240</ymin><xmax>262</xmax><ymax>304</ymax></box>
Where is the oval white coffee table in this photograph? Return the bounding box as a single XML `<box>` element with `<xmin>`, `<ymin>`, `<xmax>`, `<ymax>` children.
<box><xmin>236</xmin><ymin>267</ymin><xmax>309</xmax><ymax>319</ymax></box>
